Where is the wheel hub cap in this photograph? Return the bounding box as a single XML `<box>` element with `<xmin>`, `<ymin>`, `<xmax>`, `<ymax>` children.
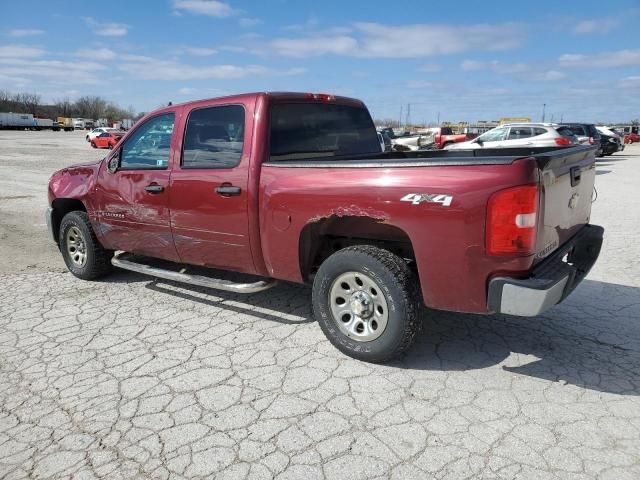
<box><xmin>329</xmin><ymin>271</ymin><xmax>389</xmax><ymax>342</ymax></box>
<box><xmin>350</xmin><ymin>291</ymin><xmax>373</xmax><ymax>318</ymax></box>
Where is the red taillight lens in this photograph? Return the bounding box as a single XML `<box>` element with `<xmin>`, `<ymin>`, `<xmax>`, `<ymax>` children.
<box><xmin>555</xmin><ymin>137</ymin><xmax>572</xmax><ymax>146</ymax></box>
<box><xmin>486</xmin><ymin>185</ymin><xmax>538</xmax><ymax>256</ymax></box>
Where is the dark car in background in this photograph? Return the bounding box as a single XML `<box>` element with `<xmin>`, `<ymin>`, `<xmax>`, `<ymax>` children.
<box><xmin>598</xmin><ymin>133</ymin><xmax>619</xmax><ymax>156</ymax></box>
<box><xmin>563</xmin><ymin>123</ymin><xmax>601</xmax><ymax>155</ymax></box>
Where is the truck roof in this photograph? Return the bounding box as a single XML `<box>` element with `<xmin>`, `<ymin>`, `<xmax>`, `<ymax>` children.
<box><xmin>153</xmin><ymin>92</ymin><xmax>366</xmax><ymax>113</ymax></box>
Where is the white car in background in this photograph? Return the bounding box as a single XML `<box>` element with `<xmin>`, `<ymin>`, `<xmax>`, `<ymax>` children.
<box><xmin>86</xmin><ymin>127</ymin><xmax>119</xmax><ymax>142</ymax></box>
<box><xmin>446</xmin><ymin>123</ymin><xmax>578</xmax><ymax>150</ymax></box>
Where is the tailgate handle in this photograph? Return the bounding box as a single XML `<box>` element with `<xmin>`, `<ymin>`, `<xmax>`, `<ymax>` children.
<box><xmin>570</xmin><ymin>166</ymin><xmax>581</xmax><ymax>187</ymax></box>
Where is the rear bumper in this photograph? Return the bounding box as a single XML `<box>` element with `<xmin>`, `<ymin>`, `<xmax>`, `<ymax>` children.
<box><xmin>487</xmin><ymin>224</ymin><xmax>604</xmax><ymax>316</ymax></box>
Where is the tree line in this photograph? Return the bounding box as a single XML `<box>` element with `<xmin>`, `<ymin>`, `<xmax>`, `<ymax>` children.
<box><xmin>0</xmin><ymin>90</ymin><xmax>144</xmax><ymax>120</ymax></box>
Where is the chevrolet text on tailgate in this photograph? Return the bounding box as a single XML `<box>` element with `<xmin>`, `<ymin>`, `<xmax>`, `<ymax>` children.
<box><xmin>47</xmin><ymin>92</ymin><xmax>604</xmax><ymax>362</ymax></box>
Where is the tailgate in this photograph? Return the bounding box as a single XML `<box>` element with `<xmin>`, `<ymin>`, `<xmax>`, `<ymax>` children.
<box><xmin>536</xmin><ymin>146</ymin><xmax>597</xmax><ymax>262</ymax></box>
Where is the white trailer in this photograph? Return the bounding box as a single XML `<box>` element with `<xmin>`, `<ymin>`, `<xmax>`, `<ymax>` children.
<box><xmin>0</xmin><ymin>112</ymin><xmax>35</xmax><ymax>129</ymax></box>
<box><xmin>34</xmin><ymin>118</ymin><xmax>54</xmax><ymax>130</ymax></box>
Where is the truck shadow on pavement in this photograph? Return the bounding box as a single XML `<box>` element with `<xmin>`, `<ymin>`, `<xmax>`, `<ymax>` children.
<box><xmin>401</xmin><ymin>279</ymin><xmax>640</xmax><ymax>396</ymax></box>
<box><xmin>113</xmin><ymin>270</ymin><xmax>639</xmax><ymax>396</ymax></box>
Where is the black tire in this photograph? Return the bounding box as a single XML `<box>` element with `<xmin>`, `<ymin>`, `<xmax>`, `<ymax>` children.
<box><xmin>59</xmin><ymin>211</ymin><xmax>113</xmax><ymax>280</ymax></box>
<box><xmin>91</xmin><ymin>142</ymin><xmax>97</xmax><ymax>148</ymax></box>
<box><xmin>312</xmin><ymin>245</ymin><xmax>421</xmax><ymax>362</ymax></box>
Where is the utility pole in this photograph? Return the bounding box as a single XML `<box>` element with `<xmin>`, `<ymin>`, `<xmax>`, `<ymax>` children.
<box><xmin>437</xmin><ymin>111</ymin><xmax>440</xmax><ymax>125</ymax></box>
<box><xmin>399</xmin><ymin>105</ymin><xmax>403</xmax><ymax>128</ymax></box>
<box><xmin>406</xmin><ymin>103</ymin><xmax>411</xmax><ymax>127</ymax></box>
<box><xmin>542</xmin><ymin>103</ymin><xmax>546</xmax><ymax>123</ymax></box>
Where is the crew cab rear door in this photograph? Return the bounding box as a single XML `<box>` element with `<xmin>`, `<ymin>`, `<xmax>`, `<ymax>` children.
<box><xmin>94</xmin><ymin>111</ymin><xmax>180</xmax><ymax>261</ymax></box>
<box><xmin>168</xmin><ymin>102</ymin><xmax>256</xmax><ymax>274</ymax></box>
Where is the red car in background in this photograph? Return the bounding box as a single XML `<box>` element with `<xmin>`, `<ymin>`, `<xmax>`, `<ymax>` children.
<box><xmin>624</xmin><ymin>132</ymin><xmax>640</xmax><ymax>144</ymax></box>
<box><xmin>91</xmin><ymin>131</ymin><xmax>123</xmax><ymax>149</ymax></box>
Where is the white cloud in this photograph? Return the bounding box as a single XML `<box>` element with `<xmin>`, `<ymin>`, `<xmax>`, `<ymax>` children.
<box><xmin>180</xmin><ymin>47</ymin><xmax>218</xmax><ymax>56</ymax></box>
<box><xmin>574</xmin><ymin>19</ymin><xmax>617</xmax><ymax>34</ymax></box>
<box><xmin>172</xmin><ymin>0</ymin><xmax>234</xmax><ymax>17</ymax></box>
<box><xmin>178</xmin><ymin>87</ymin><xmax>197</xmax><ymax>94</ymax></box>
<box><xmin>0</xmin><ymin>57</ymin><xmax>106</xmax><ymax>85</ymax></box>
<box><xmin>267</xmin><ymin>22</ymin><xmax>524</xmax><ymax>58</ymax></box>
<box><xmin>270</xmin><ymin>36</ymin><xmax>358</xmax><ymax>57</ymax></box>
<box><xmin>0</xmin><ymin>44</ymin><xmax>45</xmax><ymax>58</ymax></box>
<box><xmin>239</xmin><ymin>18</ymin><xmax>262</xmax><ymax>28</ymax></box>
<box><xmin>118</xmin><ymin>56</ymin><xmax>305</xmax><ymax>80</ymax></box>
<box><xmin>536</xmin><ymin>70</ymin><xmax>567</xmax><ymax>81</ymax></box>
<box><xmin>559</xmin><ymin>49</ymin><xmax>640</xmax><ymax>67</ymax></box>
<box><xmin>619</xmin><ymin>76</ymin><xmax>640</xmax><ymax>88</ymax></box>
<box><xmin>7</xmin><ymin>29</ymin><xmax>45</xmax><ymax>37</ymax></box>
<box><xmin>84</xmin><ymin>17</ymin><xmax>129</xmax><ymax>37</ymax></box>
<box><xmin>460</xmin><ymin>59</ymin><xmax>528</xmax><ymax>74</ymax></box>
<box><xmin>76</xmin><ymin>47</ymin><xmax>116</xmax><ymax>60</ymax></box>
<box><xmin>418</xmin><ymin>64</ymin><xmax>442</xmax><ymax>72</ymax></box>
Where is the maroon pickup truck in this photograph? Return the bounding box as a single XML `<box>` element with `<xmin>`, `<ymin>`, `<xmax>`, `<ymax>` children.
<box><xmin>47</xmin><ymin>92</ymin><xmax>604</xmax><ymax>362</ymax></box>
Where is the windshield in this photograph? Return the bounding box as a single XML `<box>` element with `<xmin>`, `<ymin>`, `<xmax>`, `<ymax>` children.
<box><xmin>270</xmin><ymin>103</ymin><xmax>381</xmax><ymax>161</ymax></box>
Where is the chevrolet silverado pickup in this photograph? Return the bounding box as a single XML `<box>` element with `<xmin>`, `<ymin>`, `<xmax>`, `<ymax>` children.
<box><xmin>47</xmin><ymin>92</ymin><xmax>604</xmax><ymax>362</ymax></box>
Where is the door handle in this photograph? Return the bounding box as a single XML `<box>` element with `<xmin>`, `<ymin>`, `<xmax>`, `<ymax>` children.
<box><xmin>144</xmin><ymin>184</ymin><xmax>164</xmax><ymax>193</ymax></box>
<box><xmin>215</xmin><ymin>185</ymin><xmax>241</xmax><ymax>196</ymax></box>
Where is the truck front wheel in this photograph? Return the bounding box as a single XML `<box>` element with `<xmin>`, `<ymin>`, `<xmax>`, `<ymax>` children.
<box><xmin>312</xmin><ymin>245</ymin><xmax>421</xmax><ymax>362</ymax></box>
<box><xmin>59</xmin><ymin>211</ymin><xmax>113</xmax><ymax>280</ymax></box>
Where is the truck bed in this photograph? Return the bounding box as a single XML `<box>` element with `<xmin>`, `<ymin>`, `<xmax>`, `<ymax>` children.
<box><xmin>263</xmin><ymin>145</ymin><xmax>596</xmax><ymax>169</ymax></box>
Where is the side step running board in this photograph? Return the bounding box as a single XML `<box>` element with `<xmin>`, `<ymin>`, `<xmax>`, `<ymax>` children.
<box><xmin>111</xmin><ymin>252</ymin><xmax>277</xmax><ymax>294</ymax></box>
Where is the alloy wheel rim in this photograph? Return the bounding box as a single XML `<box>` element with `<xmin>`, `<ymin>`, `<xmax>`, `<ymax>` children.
<box><xmin>66</xmin><ymin>226</ymin><xmax>87</xmax><ymax>267</ymax></box>
<box><xmin>329</xmin><ymin>271</ymin><xmax>389</xmax><ymax>342</ymax></box>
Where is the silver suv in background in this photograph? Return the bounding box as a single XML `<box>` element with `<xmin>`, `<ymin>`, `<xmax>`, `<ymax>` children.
<box><xmin>446</xmin><ymin>123</ymin><xmax>578</xmax><ymax>150</ymax></box>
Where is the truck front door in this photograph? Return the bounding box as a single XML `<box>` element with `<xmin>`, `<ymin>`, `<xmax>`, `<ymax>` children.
<box><xmin>168</xmin><ymin>103</ymin><xmax>256</xmax><ymax>274</ymax></box>
<box><xmin>94</xmin><ymin>111</ymin><xmax>181</xmax><ymax>262</ymax></box>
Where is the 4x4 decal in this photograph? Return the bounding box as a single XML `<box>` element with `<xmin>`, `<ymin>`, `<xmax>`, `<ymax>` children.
<box><xmin>400</xmin><ymin>193</ymin><xmax>453</xmax><ymax>207</ymax></box>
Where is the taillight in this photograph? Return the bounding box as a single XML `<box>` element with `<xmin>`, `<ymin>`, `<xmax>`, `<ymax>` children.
<box><xmin>486</xmin><ymin>185</ymin><xmax>538</xmax><ymax>256</ymax></box>
<box><xmin>588</xmin><ymin>137</ymin><xmax>594</xmax><ymax>144</ymax></box>
<box><xmin>555</xmin><ymin>137</ymin><xmax>572</xmax><ymax>146</ymax></box>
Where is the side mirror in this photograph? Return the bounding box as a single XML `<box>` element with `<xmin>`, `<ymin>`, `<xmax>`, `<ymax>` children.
<box><xmin>107</xmin><ymin>152</ymin><xmax>119</xmax><ymax>173</ymax></box>
<box><xmin>476</xmin><ymin>137</ymin><xmax>484</xmax><ymax>146</ymax></box>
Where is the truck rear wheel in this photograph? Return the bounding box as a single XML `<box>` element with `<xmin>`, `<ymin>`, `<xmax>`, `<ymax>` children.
<box><xmin>59</xmin><ymin>211</ymin><xmax>113</xmax><ymax>280</ymax></box>
<box><xmin>312</xmin><ymin>245</ymin><xmax>421</xmax><ymax>362</ymax></box>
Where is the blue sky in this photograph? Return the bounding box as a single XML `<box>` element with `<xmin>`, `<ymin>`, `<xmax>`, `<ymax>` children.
<box><xmin>1</xmin><ymin>0</ymin><xmax>639</xmax><ymax>123</ymax></box>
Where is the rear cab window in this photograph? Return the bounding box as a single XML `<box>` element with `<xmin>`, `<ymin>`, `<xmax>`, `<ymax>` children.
<box><xmin>269</xmin><ymin>102</ymin><xmax>381</xmax><ymax>161</ymax></box>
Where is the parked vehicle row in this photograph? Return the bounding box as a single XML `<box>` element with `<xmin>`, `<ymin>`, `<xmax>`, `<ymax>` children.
<box><xmin>47</xmin><ymin>91</ymin><xmax>604</xmax><ymax>362</ymax></box>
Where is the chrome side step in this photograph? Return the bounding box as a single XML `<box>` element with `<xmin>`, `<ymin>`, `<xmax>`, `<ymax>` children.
<box><xmin>111</xmin><ymin>252</ymin><xmax>277</xmax><ymax>294</ymax></box>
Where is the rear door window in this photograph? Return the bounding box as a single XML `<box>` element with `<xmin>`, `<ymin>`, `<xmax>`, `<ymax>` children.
<box><xmin>533</xmin><ymin>127</ymin><xmax>548</xmax><ymax>136</ymax></box>
<box><xmin>507</xmin><ymin>127</ymin><xmax>533</xmax><ymax>139</ymax></box>
<box><xmin>182</xmin><ymin>105</ymin><xmax>245</xmax><ymax>169</ymax></box>
<box><xmin>269</xmin><ymin>103</ymin><xmax>381</xmax><ymax>161</ymax></box>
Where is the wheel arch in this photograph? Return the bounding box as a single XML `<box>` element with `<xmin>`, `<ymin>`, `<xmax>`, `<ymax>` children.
<box><xmin>298</xmin><ymin>216</ymin><xmax>418</xmax><ymax>283</ymax></box>
<box><xmin>51</xmin><ymin>198</ymin><xmax>87</xmax><ymax>244</ymax></box>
